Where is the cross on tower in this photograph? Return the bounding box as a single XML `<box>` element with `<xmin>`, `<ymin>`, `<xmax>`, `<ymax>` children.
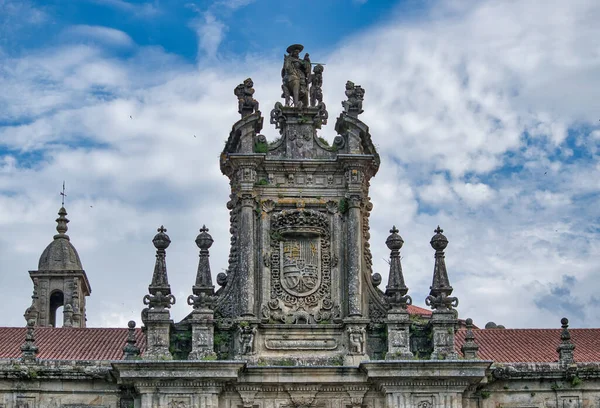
<box><xmin>60</xmin><ymin>181</ymin><xmax>67</xmax><ymax>206</ymax></box>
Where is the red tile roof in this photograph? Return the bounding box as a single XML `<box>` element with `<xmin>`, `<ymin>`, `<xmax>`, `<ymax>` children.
<box><xmin>407</xmin><ymin>305</ymin><xmax>432</xmax><ymax>316</ymax></box>
<box><xmin>0</xmin><ymin>327</ymin><xmax>145</xmax><ymax>360</ymax></box>
<box><xmin>455</xmin><ymin>328</ymin><xmax>600</xmax><ymax>363</ymax></box>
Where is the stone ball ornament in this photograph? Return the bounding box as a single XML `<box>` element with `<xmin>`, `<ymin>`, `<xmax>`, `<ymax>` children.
<box><xmin>152</xmin><ymin>225</ymin><xmax>171</xmax><ymax>250</ymax></box>
<box><xmin>385</xmin><ymin>226</ymin><xmax>404</xmax><ymax>250</ymax></box>
<box><xmin>430</xmin><ymin>225</ymin><xmax>448</xmax><ymax>251</ymax></box>
<box><xmin>128</xmin><ymin>320</ymin><xmax>136</xmax><ymax>329</ymax></box>
<box><xmin>196</xmin><ymin>225</ymin><xmax>214</xmax><ymax>250</ymax></box>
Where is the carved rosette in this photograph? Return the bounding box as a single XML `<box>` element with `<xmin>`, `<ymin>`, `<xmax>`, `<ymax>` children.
<box><xmin>263</xmin><ymin>209</ymin><xmax>336</xmax><ymax>324</ymax></box>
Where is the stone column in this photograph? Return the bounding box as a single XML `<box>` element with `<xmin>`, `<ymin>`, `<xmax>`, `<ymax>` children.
<box><xmin>239</xmin><ymin>192</ymin><xmax>257</xmax><ymax>317</ymax></box>
<box><xmin>346</xmin><ymin>195</ymin><xmax>363</xmax><ymax>317</ymax></box>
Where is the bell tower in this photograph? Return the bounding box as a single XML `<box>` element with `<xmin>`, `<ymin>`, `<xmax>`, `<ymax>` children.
<box><xmin>24</xmin><ymin>206</ymin><xmax>91</xmax><ymax>327</ymax></box>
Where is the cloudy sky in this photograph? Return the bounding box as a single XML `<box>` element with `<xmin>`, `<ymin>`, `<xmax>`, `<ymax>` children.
<box><xmin>1</xmin><ymin>0</ymin><xmax>599</xmax><ymax>329</ymax></box>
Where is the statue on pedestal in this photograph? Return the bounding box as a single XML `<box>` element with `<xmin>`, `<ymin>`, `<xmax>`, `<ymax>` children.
<box><xmin>281</xmin><ymin>44</ymin><xmax>311</xmax><ymax>108</ymax></box>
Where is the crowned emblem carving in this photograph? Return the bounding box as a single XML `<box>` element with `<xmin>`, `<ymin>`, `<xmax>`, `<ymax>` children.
<box><xmin>263</xmin><ymin>209</ymin><xmax>336</xmax><ymax>324</ymax></box>
<box><xmin>281</xmin><ymin>239</ymin><xmax>320</xmax><ymax>297</ymax></box>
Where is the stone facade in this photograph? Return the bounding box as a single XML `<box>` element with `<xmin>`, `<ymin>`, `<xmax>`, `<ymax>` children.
<box><xmin>1</xmin><ymin>44</ymin><xmax>600</xmax><ymax>408</ymax></box>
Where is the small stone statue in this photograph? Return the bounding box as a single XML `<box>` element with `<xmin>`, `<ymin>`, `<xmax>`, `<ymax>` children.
<box><xmin>234</xmin><ymin>78</ymin><xmax>259</xmax><ymax>117</ymax></box>
<box><xmin>281</xmin><ymin>44</ymin><xmax>311</xmax><ymax>108</ymax></box>
<box><xmin>347</xmin><ymin>326</ymin><xmax>365</xmax><ymax>354</ymax></box>
<box><xmin>309</xmin><ymin>64</ymin><xmax>324</xmax><ymax>107</ymax></box>
<box><xmin>239</xmin><ymin>325</ymin><xmax>257</xmax><ymax>355</ymax></box>
<box><xmin>341</xmin><ymin>80</ymin><xmax>365</xmax><ymax>116</ymax></box>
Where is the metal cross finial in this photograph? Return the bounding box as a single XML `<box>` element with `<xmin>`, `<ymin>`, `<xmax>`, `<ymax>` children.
<box><xmin>200</xmin><ymin>225</ymin><xmax>209</xmax><ymax>233</ymax></box>
<box><xmin>434</xmin><ymin>226</ymin><xmax>443</xmax><ymax>234</ymax></box>
<box><xmin>157</xmin><ymin>225</ymin><xmax>167</xmax><ymax>233</ymax></box>
<box><xmin>390</xmin><ymin>225</ymin><xmax>399</xmax><ymax>234</ymax></box>
<box><xmin>60</xmin><ymin>181</ymin><xmax>67</xmax><ymax>206</ymax></box>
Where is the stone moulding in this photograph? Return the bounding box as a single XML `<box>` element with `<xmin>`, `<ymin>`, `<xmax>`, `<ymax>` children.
<box><xmin>264</xmin><ymin>338</ymin><xmax>338</xmax><ymax>350</ymax></box>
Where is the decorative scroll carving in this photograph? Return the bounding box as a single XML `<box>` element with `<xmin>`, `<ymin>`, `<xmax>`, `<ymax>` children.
<box><xmin>215</xmin><ymin>195</ymin><xmax>241</xmax><ymax>320</ymax></box>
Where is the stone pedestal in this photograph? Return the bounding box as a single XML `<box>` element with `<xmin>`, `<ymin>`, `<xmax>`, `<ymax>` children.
<box><xmin>430</xmin><ymin>310</ymin><xmax>458</xmax><ymax>360</ymax></box>
<box><xmin>385</xmin><ymin>310</ymin><xmax>413</xmax><ymax>360</ymax></box>
<box><xmin>188</xmin><ymin>309</ymin><xmax>216</xmax><ymax>360</ymax></box>
<box><xmin>143</xmin><ymin>309</ymin><xmax>173</xmax><ymax>360</ymax></box>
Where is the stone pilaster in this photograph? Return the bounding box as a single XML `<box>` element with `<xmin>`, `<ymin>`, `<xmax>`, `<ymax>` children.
<box><xmin>239</xmin><ymin>193</ymin><xmax>257</xmax><ymax>317</ymax></box>
<box><xmin>346</xmin><ymin>195</ymin><xmax>363</xmax><ymax>317</ymax></box>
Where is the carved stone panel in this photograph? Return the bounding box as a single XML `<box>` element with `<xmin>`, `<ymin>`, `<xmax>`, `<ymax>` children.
<box><xmin>263</xmin><ymin>209</ymin><xmax>337</xmax><ymax>324</ymax></box>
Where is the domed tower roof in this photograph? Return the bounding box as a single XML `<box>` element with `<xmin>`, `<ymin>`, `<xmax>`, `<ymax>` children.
<box><xmin>27</xmin><ymin>204</ymin><xmax>91</xmax><ymax>328</ymax></box>
<box><xmin>37</xmin><ymin>206</ymin><xmax>84</xmax><ymax>271</ymax></box>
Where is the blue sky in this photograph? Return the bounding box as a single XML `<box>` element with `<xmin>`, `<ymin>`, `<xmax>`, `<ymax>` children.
<box><xmin>1</xmin><ymin>0</ymin><xmax>600</xmax><ymax>329</ymax></box>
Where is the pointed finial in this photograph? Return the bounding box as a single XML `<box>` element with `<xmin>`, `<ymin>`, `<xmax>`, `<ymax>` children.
<box><xmin>426</xmin><ymin>225</ymin><xmax>458</xmax><ymax>310</ymax></box>
<box><xmin>20</xmin><ymin>318</ymin><xmax>39</xmax><ymax>363</ymax></box>
<box><xmin>385</xmin><ymin>225</ymin><xmax>410</xmax><ymax>310</ymax></box>
<box><xmin>123</xmin><ymin>320</ymin><xmax>141</xmax><ymax>360</ymax></box>
<box><xmin>461</xmin><ymin>318</ymin><xmax>479</xmax><ymax>359</ymax></box>
<box><xmin>557</xmin><ymin>317</ymin><xmax>575</xmax><ymax>366</ymax></box>
<box><xmin>55</xmin><ymin>206</ymin><xmax>70</xmax><ymax>237</ymax></box>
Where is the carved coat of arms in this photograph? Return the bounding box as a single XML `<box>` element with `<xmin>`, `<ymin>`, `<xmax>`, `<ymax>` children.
<box><xmin>281</xmin><ymin>239</ymin><xmax>321</xmax><ymax>297</ymax></box>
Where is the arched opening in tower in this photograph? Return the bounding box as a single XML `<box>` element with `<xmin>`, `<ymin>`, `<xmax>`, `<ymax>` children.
<box><xmin>49</xmin><ymin>290</ymin><xmax>64</xmax><ymax>327</ymax></box>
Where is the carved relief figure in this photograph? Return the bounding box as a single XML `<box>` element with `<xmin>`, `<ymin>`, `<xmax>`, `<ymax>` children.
<box><xmin>234</xmin><ymin>78</ymin><xmax>259</xmax><ymax>117</ymax></box>
<box><xmin>309</xmin><ymin>64</ymin><xmax>324</xmax><ymax>107</ymax></box>
<box><xmin>239</xmin><ymin>325</ymin><xmax>257</xmax><ymax>355</ymax></box>
<box><xmin>281</xmin><ymin>44</ymin><xmax>311</xmax><ymax>108</ymax></box>
<box><xmin>347</xmin><ymin>327</ymin><xmax>365</xmax><ymax>354</ymax></box>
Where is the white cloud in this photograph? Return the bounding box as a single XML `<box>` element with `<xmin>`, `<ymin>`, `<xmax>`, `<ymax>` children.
<box><xmin>87</xmin><ymin>0</ymin><xmax>160</xmax><ymax>17</ymax></box>
<box><xmin>191</xmin><ymin>12</ymin><xmax>227</xmax><ymax>60</ymax></box>
<box><xmin>64</xmin><ymin>25</ymin><xmax>135</xmax><ymax>48</ymax></box>
<box><xmin>1</xmin><ymin>0</ymin><xmax>600</xmax><ymax>331</ymax></box>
